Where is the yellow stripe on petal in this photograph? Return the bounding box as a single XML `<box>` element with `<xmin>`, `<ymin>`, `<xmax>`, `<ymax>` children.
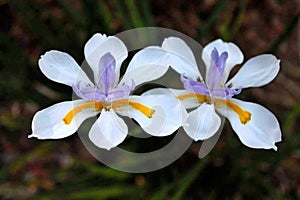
<box><xmin>112</xmin><ymin>99</ymin><xmax>155</xmax><ymax>118</ymax></box>
<box><xmin>177</xmin><ymin>93</ymin><xmax>207</xmax><ymax>104</ymax></box>
<box><xmin>128</xmin><ymin>102</ymin><xmax>155</xmax><ymax>118</ymax></box>
<box><xmin>63</xmin><ymin>101</ymin><xmax>103</xmax><ymax>125</ymax></box>
<box><xmin>221</xmin><ymin>100</ymin><xmax>252</xmax><ymax>125</ymax></box>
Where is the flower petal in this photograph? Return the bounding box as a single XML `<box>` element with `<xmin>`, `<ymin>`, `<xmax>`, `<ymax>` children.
<box><xmin>39</xmin><ymin>50</ymin><xmax>91</xmax><ymax>86</ymax></box>
<box><xmin>84</xmin><ymin>33</ymin><xmax>127</xmax><ymax>82</ymax></box>
<box><xmin>72</xmin><ymin>82</ymin><xmax>105</xmax><ymax>101</ymax></box>
<box><xmin>118</xmin><ymin>94</ymin><xmax>187</xmax><ymax>136</ymax></box>
<box><xmin>226</xmin><ymin>54</ymin><xmax>280</xmax><ymax>89</ymax></box>
<box><xmin>97</xmin><ymin>53</ymin><xmax>117</xmax><ymax>94</ymax></box>
<box><xmin>29</xmin><ymin>100</ymin><xmax>97</xmax><ymax>139</ymax></box>
<box><xmin>202</xmin><ymin>39</ymin><xmax>244</xmax><ymax>83</ymax></box>
<box><xmin>106</xmin><ymin>83</ymin><xmax>133</xmax><ymax>101</ymax></box>
<box><xmin>183</xmin><ymin>103</ymin><xmax>221</xmax><ymax>141</ymax></box>
<box><xmin>206</xmin><ymin>48</ymin><xmax>228</xmax><ymax>88</ymax></box>
<box><xmin>121</xmin><ymin>46</ymin><xmax>201</xmax><ymax>86</ymax></box>
<box><xmin>173</xmin><ymin>89</ymin><xmax>204</xmax><ymax>109</ymax></box>
<box><xmin>217</xmin><ymin>98</ymin><xmax>282</xmax><ymax>150</ymax></box>
<box><xmin>162</xmin><ymin>37</ymin><xmax>198</xmax><ymax>69</ymax></box>
<box><xmin>119</xmin><ymin>47</ymin><xmax>170</xmax><ymax>86</ymax></box>
<box><xmin>180</xmin><ymin>75</ymin><xmax>210</xmax><ymax>96</ymax></box>
<box><xmin>142</xmin><ymin>88</ymin><xmax>200</xmax><ymax>109</ymax></box>
<box><xmin>140</xmin><ymin>88</ymin><xmax>189</xmax><ymax>122</ymax></box>
<box><xmin>161</xmin><ymin>38</ymin><xmax>202</xmax><ymax>80</ymax></box>
<box><xmin>89</xmin><ymin>109</ymin><xmax>128</xmax><ymax>150</ymax></box>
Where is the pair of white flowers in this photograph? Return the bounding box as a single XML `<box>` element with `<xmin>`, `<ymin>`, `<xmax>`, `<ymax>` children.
<box><xmin>29</xmin><ymin>33</ymin><xmax>282</xmax><ymax>151</ymax></box>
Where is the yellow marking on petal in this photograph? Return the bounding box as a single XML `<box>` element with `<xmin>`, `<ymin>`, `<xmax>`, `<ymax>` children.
<box><xmin>216</xmin><ymin>99</ymin><xmax>251</xmax><ymax>125</ymax></box>
<box><xmin>128</xmin><ymin>102</ymin><xmax>155</xmax><ymax>118</ymax></box>
<box><xmin>63</xmin><ymin>101</ymin><xmax>103</xmax><ymax>125</ymax></box>
<box><xmin>177</xmin><ymin>93</ymin><xmax>207</xmax><ymax>104</ymax></box>
<box><xmin>112</xmin><ymin>99</ymin><xmax>155</xmax><ymax>118</ymax></box>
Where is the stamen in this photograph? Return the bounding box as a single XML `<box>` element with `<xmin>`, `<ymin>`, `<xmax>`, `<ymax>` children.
<box><xmin>112</xmin><ymin>99</ymin><xmax>155</xmax><ymax>118</ymax></box>
<box><xmin>177</xmin><ymin>93</ymin><xmax>207</xmax><ymax>104</ymax></box>
<box><xmin>63</xmin><ymin>101</ymin><xmax>103</xmax><ymax>125</ymax></box>
<box><xmin>224</xmin><ymin>100</ymin><xmax>251</xmax><ymax>124</ymax></box>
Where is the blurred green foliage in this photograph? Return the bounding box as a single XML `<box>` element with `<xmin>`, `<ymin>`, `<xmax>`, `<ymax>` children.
<box><xmin>0</xmin><ymin>0</ymin><xmax>300</xmax><ymax>199</ymax></box>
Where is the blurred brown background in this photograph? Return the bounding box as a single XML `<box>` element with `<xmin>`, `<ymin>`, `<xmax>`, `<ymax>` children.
<box><xmin>0</xmin><ymin>0</ymin><xmax>299</xmax><ymax>199</ymax></box>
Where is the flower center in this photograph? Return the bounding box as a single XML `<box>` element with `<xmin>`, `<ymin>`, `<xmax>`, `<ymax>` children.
<box><xmin>102</xmin><ymin>100</ymin><xmax>113</xmax><ymax>111</ymax></box>
<box><xmin>62</xmin><ymin>99</ymin><xmax>155</xmax><ymax>125</ymax></box>
<box><xmin>178</xmin><ymin>47</ymin><xmax>248</xmax><ymax>123</ymax></box>
<box><xmin>177</xmin><ymin>93</ymin><xmax>251</xmax><ymax>124</ymax></box>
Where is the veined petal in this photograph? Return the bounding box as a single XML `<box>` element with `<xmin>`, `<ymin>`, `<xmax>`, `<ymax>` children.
<box><xmin>211</xmin><ymin>87</ymin><xmax>241</xmax><ymax>99</ymax></box>
<box><xmin>202</xmin><ymin>39</ymin><xmax>244</xmax><ymax>83</ymax></box>
<box><xmin>89</xmin><ymin>109</ymin><xmax>128</xmax><ymax>150</ymax></box>
<box><xmin>84</xmin><ymin>33</ymin><xmax>127</xmax><ymax>83</ymax></box>
<box><xmin>29</xmin><ymin>100</ymin><xmax>98</xmax><ymax>139</ymax></box>
<box><xmin>117</xmin><ymin>94</ymin><xmax>187</xmax><ymax>136</ymax></box>
<box><xmin>106</xmin><ymin>83</ymin><xmax>134</xmax><ymax>102</ymax></box>
<box><xmin>162</xmin><ymin>37</ymin><xmax>198</xmax><ymax>69</ymax></box>
<box><xmin>180</xmin><ymin>75</ymin><xmax>210</xmax><ymax>96</ymax></box>
<box><xmin>217</xmin><ymin>98</ymin><xmax>281</xmax><ymax>150</ymax></box>
<box><xmin>72</xmin><ymin>81</ymin><xmax>105</xmax><ymax>101</ymax></box>
<box><xmin>206</xmin><ymin>48</ymin><xmax>228</xmax><ymax>88</ymax></box>
<box><xmin>97</xmin><ymin>53</ymin><xmax>117</xmax><ymax>94</ymax></box>
<box><xmin>226</xmin><ymin>54</ymin><xmax>280</xmax><ymax>89</ymax></box>
<box><xmin>39</xmin><ymin>50</ymin><xmax>92</xmax><ymax>86</ymax></box>
<box><xmin>183</xmin><ymin>103</ymin><xmax>221</xmax><ymax>141</ymax></box>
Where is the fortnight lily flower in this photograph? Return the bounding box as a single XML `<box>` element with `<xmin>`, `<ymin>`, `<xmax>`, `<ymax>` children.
<box><xmin>143</xmin><ymin>37</ymin><xmax>281</xmax><ymax>150</ymax></box>
<box><xmin>29</xmin><ymin>33</ymin><xmax>186</xmax><ymax>150</ymax></box>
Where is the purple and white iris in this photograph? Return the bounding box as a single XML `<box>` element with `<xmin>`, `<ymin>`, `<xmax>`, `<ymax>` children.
<box><xmin>29</xmin><ymin>33</ymin><xmax>186</xmax><ymax>150</ymax></box>
<box><xmin>142</xmin><ymin>37</ymin><xmax>282</xmax><ymax>150</ymax></box>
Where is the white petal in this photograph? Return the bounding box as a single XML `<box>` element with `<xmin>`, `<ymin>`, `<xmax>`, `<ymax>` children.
<box><xmin>89</xmin><ymin>109</ymin><xmax>128</xmax><ymax>150</ymax></box>
<box><xmin>118</xmin><ymin>94</ymin><xmax>187</xmax><ymax>136</ymax></box>
<box><xmin>217</xmin><ymin>98</ymin><xmax>282</xmax><ymax>150</ymax></box>
<box><xmin>141</xmin><ymin>88</ymin><xmax>189</xmax><ymax>123</ymax></box>
<box><xmin>202</xmin><ymin>39</ymin><xmax>244</xmax><ymax>82</ymax></box>
<box><xmin>84</xmin><ymin>33</ymin><xmax>128</xmax><ymax>82</ymax></box>
<box><xmin>162</xmin><ymin>37</ymin><xmax>198</xmax><ymax>69</ymax></box>
<box><xmin>29</xmin><ymin>100</ymin><xmax>97</xmax><ymax>139</ymax></box>
<box><xmin>39</xmin><ymin>50</ymin><xmax>91</xmax><ymax>86</ymax></box>
<box><xmin>119</xmin><ymin>47</ymin><xmax>170</xmax><ymax>86</ymax></box>
<box><xmin>119</xmin><ymin>63</ymin><xmax>169</xmax><ymax>87</ymax></box>
<box><xmin>168</xmin><ymin>88</ymin><xmax>200</xmax><ymax>109</ymax></box>
<box><xmin>121</xmin><ymin>46</ymin><xmax>201</xmax><ymax>85</ymax></box>
<box><xmin>138</xmin><ymin>88</ymin><xmax>200</xmax><ymax>109</ymax></box>
<box><xmin>183</xmin><ymin>103</ymin><xmax>221</xmax><ymax>141</ymax></box>
<box><xmin>84</xmin><ymin>33</ymin><xmax>108</xmax><ymax>59</ymax></box>
<box><xmin>226</xmin><ymin>55</ymin><xmax>280</xmax><ymax>89</ymax></box>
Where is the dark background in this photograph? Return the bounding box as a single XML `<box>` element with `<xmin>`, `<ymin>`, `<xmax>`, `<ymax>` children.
<box><xmin>0</xmin><ymin>0</ymin><xmax>299</xmax><ymax>199</ymax></box>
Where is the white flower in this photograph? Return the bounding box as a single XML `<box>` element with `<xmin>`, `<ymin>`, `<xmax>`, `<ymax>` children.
<box><xmin>29</xmin><ymin>33</ymin><xmax>186</xmax><ymax>150</ymax></box>
<box><xmin>142</xmin><ymin>37</ymin><xmax>282</xmax><ymax>150</ymax></box>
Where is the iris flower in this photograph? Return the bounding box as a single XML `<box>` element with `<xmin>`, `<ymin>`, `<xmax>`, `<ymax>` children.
<box><xmin>29</xmin><ymin>33</ymin><xmax>186</xmax><ymax>150</ymax></box>
<box><xmin>142</xmin><ymin>37</ymin><xmax>282</xmax><ymax>150</ymax></box>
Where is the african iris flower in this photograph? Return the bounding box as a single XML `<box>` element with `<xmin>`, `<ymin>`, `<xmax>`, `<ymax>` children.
<box><xmin>142</xmin><ymin>37</ymin><xmax>282</xmax><ymax>150</ymax></box>
<box><xmin>29</xmin><ymin>33</ymin><xmax>186</xmax><ymax>150</ymax></box>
